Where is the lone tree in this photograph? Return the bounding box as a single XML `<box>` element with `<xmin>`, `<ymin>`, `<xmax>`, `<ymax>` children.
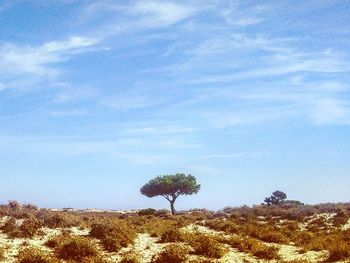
<box><xmin>140</xmin><ymin>174</ymin><xmax>200</xmax><ymax>215</ymax></box>
<box><xmin>264</xmin><ymin>190</ymin><xmax>287</xmax><ymax>206</ymax></box>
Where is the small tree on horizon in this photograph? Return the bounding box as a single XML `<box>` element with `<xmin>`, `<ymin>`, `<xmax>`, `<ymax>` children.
<box><xmin>264</xmin><ymin>190</ymin><xmax>287</xmax><ymax>206</ymax></box>
<box><xmin>140</xmin><ymin>174</ymin><xmax>200</xmax><ymax>215</ymax></box>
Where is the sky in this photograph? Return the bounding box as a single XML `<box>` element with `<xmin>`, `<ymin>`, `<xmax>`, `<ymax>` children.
<box><xmin>0</xmin><ymin>0</ymin><xmax>349</xmax><ymax>211</ymax></box>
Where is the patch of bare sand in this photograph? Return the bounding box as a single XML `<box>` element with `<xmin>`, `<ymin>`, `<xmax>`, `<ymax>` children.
<box><xmin>183</xmin><ymin>224</ymin><xmax>261</xmax><ymax>263</ymax></box>
<box><xmin>183</xmin><ymin>224</ymin><xmax>230</xmax><ymax>238</ymax></box>
<box><xmin>299</xmin><ymin>213</ymin><xmax>337</xmax><ymax>231</ymax></box>
<box><xmin>183</xmin><ymin>224</ymin><xmax>330</xmax><ymax>263</ymax></box>
<box><xmin>278</xmin><ymin>244</ymin><xmax>327</xmax><ymax>262</ymax></box>
<box><xmin>0</xmin><ymin>217</ymin><xmax>93</xmax><ymax>263</ymax></box>
<box><xmin>0</xmin><ymin>227</ymin><xmax>60</xmax><ymax>262</ymax></box>
<box><xmin>69</xmin><ymin>226</ymin><xmax>90</xmax><ymax>236</ymax></box>
<box><xmin>341</xmin><ymin>218</ymin><xmax>350</xmax><ymax>230</ymax></box>
<box><xmin>100</xmin><ymin>233</ymin><xmax>165</xmax><ymax>263</ymax></box>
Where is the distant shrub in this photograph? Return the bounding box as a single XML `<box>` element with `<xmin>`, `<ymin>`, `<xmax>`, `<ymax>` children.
<box><xmin>188</xmin><ymin>234</ymin><xmax>227</xmax><ymax>258</ymax></box>
<box><xmin>39</xmin><ymin>212</ymin><xmax>78</xmax><ymax>228</ymax></box>
<box><xmin>155</xmin><ymin>209</ymin><xmax>170</xmax><ymax>217</ymax></box>
<box><xmin>283</xmin><ymin>200</ymin><xmax>304</xmax><ymax>206</ymax></box>
<box><xmin>333</xmin><ymin>209</ymin><xmax>348</xmax><ymax>227</ymax></box>
<box><xmin>17</xmin><ymin>247</ymin><xmax>55</xmax><ymax>263</ymax></box>
<box><xmin>138</xmin><ymin>208</ymin><xmax>156</xmax><ymax>216</ymax></box>
<box><xmin>213</xmin><ymin>211</ymin><xmax>230</xmax><ymax>218</ymax></box>
<box><xmin>23</xmin><ymin>204</ymin><xmax>39</xmax><ymax>210</ymax></box>
<box><xmin>1</xmin><ymin>217</ymin><xmax>18</xmax><ymax>236</ymax></box>
<box><xmin>20</xmin><ymin>218</ymin><xmax>43</xmax><ymax>237</ymax></box>
<box><xmin>56</xmin><ymin>236</ymin><xmax>98</xmax><ymax>261</ymax></box>
<box><xmin>8</xmin><ymin>200</ymin><xmax>21</xmax><ymax>209</ymax></box>
<box><xmin>152</xmin><ymin>244</ymin><xmax>188</xmax><ymax>263</ymax></box>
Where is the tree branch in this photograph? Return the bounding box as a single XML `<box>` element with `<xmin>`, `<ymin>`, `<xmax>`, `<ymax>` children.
<box><xmin>162</xmin><ymin>194</ymin><xmax>171</xmax><ymax>202</ymax></box>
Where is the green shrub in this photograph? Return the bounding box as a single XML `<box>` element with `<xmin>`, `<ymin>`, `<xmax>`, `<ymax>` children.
<box><xmin>1</xmin><ymin>217</ymin><xmax>18</xmax><ymax>237</ymax></box>
<box><xmin>0</xmin><ymin>246</ymin><xmax>5</xmax><ymax>261</ymax></box>
<box><xmin>119</xmin><ymin>253</ymin><xmax>140</xmax><ymax>263</ymax></box>
<box><xmin>20</xmin><ymin>218</ymin><xmax>43</xmax><ymax>237</ymax></box>
<box><xmin>188</xmin><ymin>234</ymin><xmax>227</xmax><ymax>258</ymax></box>
<box><xmin>1</xmin><ymin>217</ymin><xmax>42</xmax><ymax>238</ymax></box>
<box><xmin>90</xmin><ymin>221</ymin><xmax>136</xmax><ymax>252</ymax></box>
<box><xmin>17</xmin><ymin>247</ymin><xmax>56</xmax><ymax>263</ymax></box>
<box><xmin>56</xmin><ymin>236</ymin><xmax>98</xmax><ymax>261</ymax></box>
<box><xmin>328</xmin><ymin>242</ymin><xmax>350</xmax><ymax>262</ymax></box>
<box><xmin>101</xmin><ymin>235</ymin><xmax>122</xmax><ymax>252</ymax></box>
<box><xmin>159</xmin><ymin>228</ymin><xmax>183</xmax><ymax>243</ymax></box>
<box><xmin>152</xmin><ymin>244</ymin><xmax>188</xmax><ymax>263</ymax></box>
<box><xmin>225</xmin><ymin>235</ymin><xmax>279</xmax><ymax>260</ymax></box>
<box><xmin>45</xmin><ymin>233</ymin><xmax>71</xmax><ymax>249</ymax></box>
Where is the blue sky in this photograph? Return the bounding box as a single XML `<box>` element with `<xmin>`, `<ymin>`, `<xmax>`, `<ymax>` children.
<box><xmin>0</xmin><ymin>0</ymin><xmax>349</xmax><ymax>210</ymax></box>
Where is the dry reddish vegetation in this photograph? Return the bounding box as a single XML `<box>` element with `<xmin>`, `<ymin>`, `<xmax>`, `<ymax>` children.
<box><xmin>0</xmin><ymin>201</ymin><xmax>349</xmax><ymax>262</ymax></box>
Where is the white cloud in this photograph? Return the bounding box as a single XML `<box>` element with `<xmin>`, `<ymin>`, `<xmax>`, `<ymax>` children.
<box><xmin>131</xmin><ymin>1</ymin><xmax>198</xmax><ymax>26</ymax></box>
<box><xmin>42</xmin><ymin>36</ymin><xmax>99</xmax><ymax>53</ymax></box>
<box><xmin>48</xmin><ymin>108</ymin><xmax>87</xmax><ymax>117</ymax></box>
<box><xmin>101</xmin><ymin>95</ymin><xmax>159</xmax><ymax>110</ymax></box>
<box><xmin>220</xmin><ymin>2</ymin><xmax>269</xmax><ymax>27</ymax></box>
<box><xmin>190</xmin><ymin>50</ymin><xmax>350</xmax><ymax>84</ymax></box>
<box><xmin>198</xmin><ymin>152</ymin><xmax>269</xmax><ymax>159</ymax></box>
<box><xmin>0</xmin><ymin>36</ymin><xmax>101</xmax><ymax>89</ymax></box>
<box><xmin>123</xmin><ymin>124</ymin><xmax>197</xmax><ymax>136</ymax></box>
<box><xmin>51</xmin><ymin>83</ymin><xmax>99</xmax><ymax>104</ymax></box>
<box><xmin>100</xmin><ymin>86</ymin><xmax>173</xmax><ymax>111</ymax></box>
<box><xmin>81</xmin><ymin>1</ymin><xmax>203</xmax><ymax>31</ymax></box>
<box><xmin>0</xmin><ymin>83</ymin><xmax>5</xmax><ymax>91</ymax></box>
<box><xmin>311</xmin><ymin>98</ymin><xmax>350</xmax><ymax>125</ymax></box>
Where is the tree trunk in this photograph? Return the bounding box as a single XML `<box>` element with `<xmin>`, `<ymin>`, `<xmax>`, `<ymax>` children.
<box><xmin>170</xmin><ymin>200</ymin><xmax>175</xmax><ymax>215</ymax></box>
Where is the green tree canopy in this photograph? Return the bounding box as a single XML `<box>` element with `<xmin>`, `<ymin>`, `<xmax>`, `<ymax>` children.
<box><xmin>140</xmin><ymin>174</ymin><xmax>200</xmax><ymax>215</ymax></box>
<box><xmin>264</xmin><ymin>190</ymin><xmax>287</xmax><ymax>206</ymax></box>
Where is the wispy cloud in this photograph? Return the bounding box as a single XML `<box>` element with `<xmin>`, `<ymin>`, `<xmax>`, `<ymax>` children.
<box><xmin>131</xmin><ymin>1</ymin><xmax>200</xmax><ymax>27</ymax></box>
<box><xmin>0</xmin><ymin>36</ymin><xmax>99</xmax><ymax>76</ymax></box>
<box><xmin>48</xmin><ymin>108</ymin><xmax>87</xmax><ymax>117</ymax></box>
<box><xmin>80</xmin><ymin>0</ymin><xmax>204</xmax><ymax>32</ymax></box>
<box><xmin>0</xmin><ymin>36</ymin><xmax>101</xmax><ymax>91</ymax></box>
<box><xmin>220</xmin><ymin>2</ymin><xmax>269</xmax><ymax>26</ymax></box>
<box><xmin>311</xmin><ymin>98</ymin><xmax>350</xmax><ymax>125</ymax></box>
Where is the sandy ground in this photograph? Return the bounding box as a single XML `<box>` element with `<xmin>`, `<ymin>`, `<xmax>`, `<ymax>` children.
<box><xmin>341</xmin><ymin>218</ymin><xmax>350</xmax><ymax>230</ymax></box>
<box><xmin>0</xmin><ymin>216</ymin><xmax>347</xmax><ymax>262</ymax></box>
<box><xmin>182</xmin><ymin>223</ymin><xmax>327</xmax><ymax>263</ymax></box>
<box><xmin>105</xmin><ymin>233</ymin><xmax>166</xmax><ymax>263</ymax></box>
<box><xmin>0</xmin><ymin>227</ymin><xmax>60</xmax><ymax>262</ymax></box>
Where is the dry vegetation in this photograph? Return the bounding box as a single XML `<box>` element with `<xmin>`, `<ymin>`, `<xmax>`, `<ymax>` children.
<box><xmin>0</xmin><ymin>201</ymin><xmax>349</xmax><ymax>262</ymax></box>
